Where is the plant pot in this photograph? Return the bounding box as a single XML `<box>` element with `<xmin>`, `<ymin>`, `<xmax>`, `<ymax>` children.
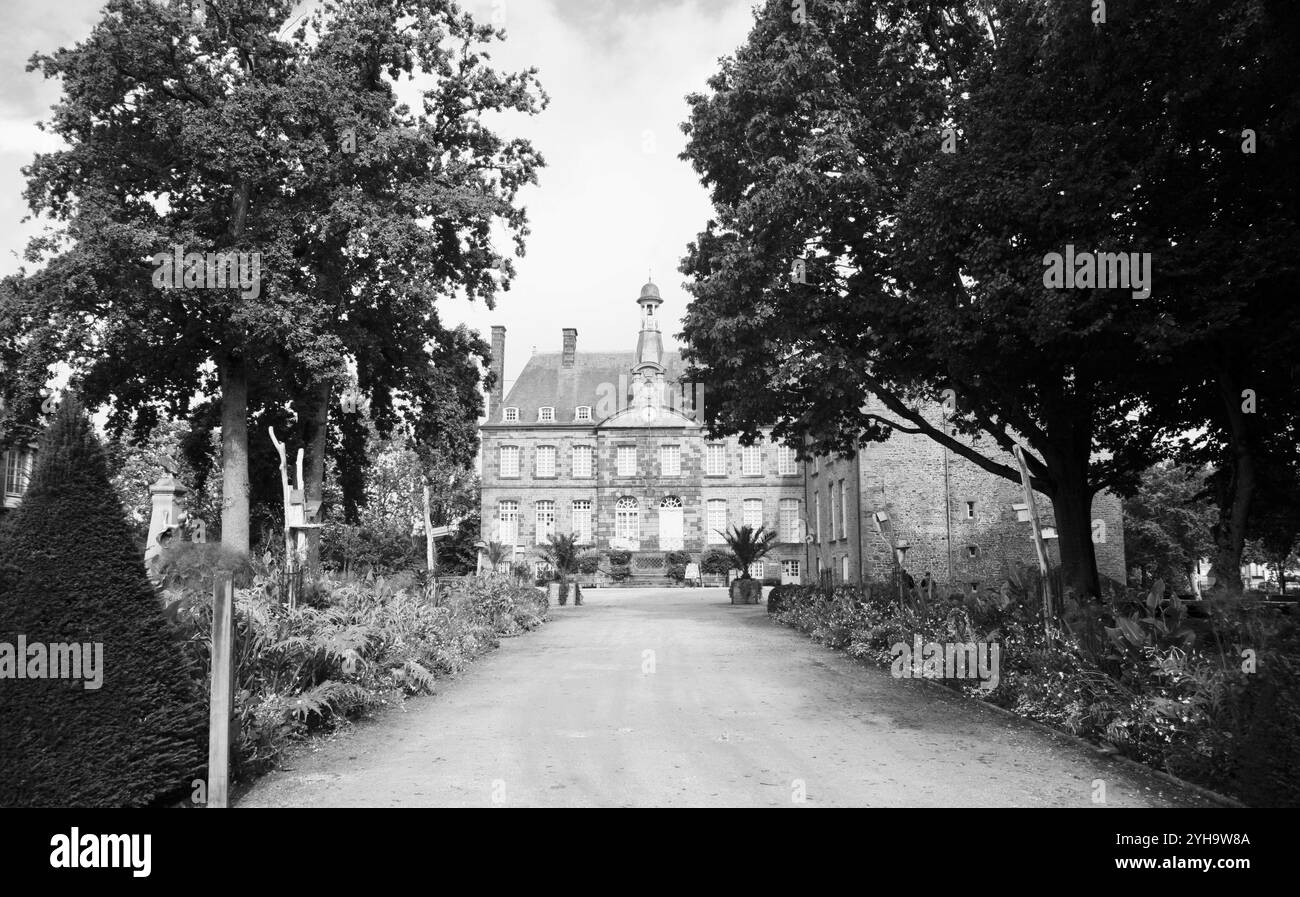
<box><xmin>729</xmin><ymin>578</ymin><xmax>762</xmax><ymax>605</ymax></box>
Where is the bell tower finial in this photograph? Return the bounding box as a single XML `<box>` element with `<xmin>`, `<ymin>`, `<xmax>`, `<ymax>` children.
<box><xmin>634</xmin><ymin>278</ymin><xmax>664</xmax><ymax>370</ymax></box>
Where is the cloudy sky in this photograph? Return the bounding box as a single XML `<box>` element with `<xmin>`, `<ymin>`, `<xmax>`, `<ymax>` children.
<box><xmin>0</xmin><ymin>0</ymin><xmax>758</xmax><ymax>394</ymax></box>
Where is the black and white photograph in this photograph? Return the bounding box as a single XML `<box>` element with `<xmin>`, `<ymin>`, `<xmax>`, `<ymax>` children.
<box><xmin>0</xmin><ymin>0</ymin><xmax>1294</xmax><ymax>854</ymax></box>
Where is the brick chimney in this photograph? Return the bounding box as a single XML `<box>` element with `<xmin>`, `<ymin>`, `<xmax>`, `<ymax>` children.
<box><xmin>489</xmin><ymin>325</ymin><xmax>506</xmax><ymax>415</ymax></box>
<box><xmin>562</xmin><ymin>328</ymin><xmax>578</xmax><ymax>368</ymax></box>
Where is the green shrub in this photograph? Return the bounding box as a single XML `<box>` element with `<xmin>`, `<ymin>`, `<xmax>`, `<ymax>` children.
<box><xmin>0</xmin><ymin>399</ymin><xmax>207</xmax><ymax>807</ymax></box>
<box><xmin>700</xmin><ymin>549</ymin><xmax>732</xmax><ymax>575</ymax></box>
<box><xmin>607</xmin><ymin>550</ymin><xmax>632</xmax><ymax>566</ymax></box>
<box><xmin>767</xmin><ymin>584</ymin><xmax>786</xmax><ymax>614</ymax></box>
<box><xmin>667</xmin><ymin>563</ymin><xmax>687</xmax><ymax>581</ymax></box>
<box><xmin>320</xmin><ymin>518</ymin><xmax>420</xmax><ymax>574</ymax></box>
<box><xmin>610</xmin><ymin>565</ymin><xmax>631</xmax><ymax>582</ymax></box>
<box><xmin>666</xmin><ymin>550</ymin><xmax>692</xmax><ymax>567</ymax></box>
<box><xmin>578</xmin><ymin>554</ymin><xmax>601</xmax><ymax>575</ymax></box>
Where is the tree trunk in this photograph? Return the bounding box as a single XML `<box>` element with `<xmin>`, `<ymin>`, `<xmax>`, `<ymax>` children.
<box><xmin>1045</xmin><ymin>454</ymin><xmax>1101</xmax><ymax>598</ymax></box>
<box><xmin>298</xmin><ymin>381</ymin><xmax>331</xmax><ymax>570</ymax></box>
<box><xmin>1208</xmin><ymin>367</ymin><xmax>1255</xmax><ymax>596</ymax></box>
<box><xmin>219</xmin><ymin>355</ymin><xmax>250</xmax><ymax>556</ymax></box>
<box><xmin>1209</xmin><ymin>448</ymin><xmax>1254</xmax><ymax>598</ymax></box>
<box><xmin>337</xmin><ymin>409</ymin><xmax>367</xmax><ymax>524</ymax></box>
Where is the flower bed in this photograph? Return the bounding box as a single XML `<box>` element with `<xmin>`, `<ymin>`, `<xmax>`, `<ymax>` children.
<box><xmin>770</xmin><ymin>579</ymin><xmax>1300</xmax><ymax>807</ymax></box>
<box><xmin>161</xmin><ymin>568</ymin><xmax>548</xmax><ymax>783</ymax></box>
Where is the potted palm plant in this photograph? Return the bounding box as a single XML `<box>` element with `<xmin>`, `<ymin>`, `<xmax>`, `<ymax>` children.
<box><xmin>720</xmin><ymin>524</ymin><xmax>777</xmax><ymax>605</ymax></box>
<box><xmin>538</xmin><ymin>533</ymin><xmax>585</xmax><ymax>606</ymax></box>
<box><xmin>484</xmin><ymin>541</ymin><xmax>510</xmax><ymax>575</ymax></box>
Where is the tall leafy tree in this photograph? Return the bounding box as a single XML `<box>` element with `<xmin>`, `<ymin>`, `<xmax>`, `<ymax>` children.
<box><xmin>12</xmin><ymin>0</ymin><xmax>544</xmax><ymax>559</ymax></box>
<box><xmin>679</xmin><ymin>0</ymin><xmax>1299</xmax><ymax>597</ymax></box>
<box><xmin>1122</xmin><ymin>464</ymin><xmax>1215</xmax><ymax>593</ymax></box>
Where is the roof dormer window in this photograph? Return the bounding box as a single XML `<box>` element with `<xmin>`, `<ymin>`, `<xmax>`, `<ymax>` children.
<box><xmin>575</xmin><ymin>405</ymin><xmax>592</xmax><ymax>422</ymax></box>
<box><xmin>503</xmin><ymin>406</ymin><xmax>519</xmax><ymax>422</ymax></box>
<box><xmin>538</xmin><ymin>406</ymin><xmax>555</xmax><ymax>422</ymax></box>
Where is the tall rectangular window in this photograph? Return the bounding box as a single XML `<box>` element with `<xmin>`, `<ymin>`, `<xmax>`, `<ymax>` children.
<box><xmin>707</xmin><ymin>499</ymin><xmax>727</xmax><ymax>544</ymax></box>
<box><xmin>535</xmin><ymin>500</ymin><xmax>556</xmax><ymax>544</ymax></box>
<box><xmin>780</xmin><ymin>499</ymin><xmax>800</xmax><ymax>543</ymax></box>
<box><xmin>499</xmin><ymin>445</ymin><xmax>520</xmax><ymax>478</ymax></box>
<box><xmin>814</xmin><ymin>492</ymin><xmax>822</xmax><ymax>542</ymax></box>
<box><xmin>617</xmin><ymin>445</ymin><xmax>637</xmax><ymax>477</ymax></box>
<box><xmin>829</xmin><ymin>485</ymin><xmax>837</xmax><ymax>540</ymax></box>
<box><xmin>498</xmin><ymin>500</ymin><xmax>519</xmax><ymax>544</ymax></box>
<box><xmin>777</xmin><ymin>445</ymin><xmax>798</xmax><ymax>475</ymax></box>
<box><xmin>660</xmin><ymin>444</ymin><xmax>681</xmax><ymax>477</ymax></box>
<box><xmin>741</xmin><ymin>444</ymin><xmax>763</xmax><ymax>476</ymax></box>
<box><xmin>743</xmin><ymin>498</ymin><xmax>763</xmax><ymax>530</ymax></box>
<box><xmin>572</xmin><ymin>500</ymin><xmax>593</xmax><ymax>544</ymax></box>
<box><xmin>572</xmin><ymin>445</ymin><xmax>594</xmax><ymax>478</ymax></box>
<box><xmin>3</xmin><ymin>449</ymin><xmax>30</xmax><ymax>498</ymax></box>
<box><xmin>840</xmin><ymin>480</ymin><xmax>848</xmax><ymax>537</ymax></box>
<box><xmin>705</xmin><ymin>443</ymin><xmax>726</xmax><ymax>476</ymax></box>
<box><xmin>535</xmin><ymin>445</ymin><xmax>556</xmax><ymax>478</ymax></box>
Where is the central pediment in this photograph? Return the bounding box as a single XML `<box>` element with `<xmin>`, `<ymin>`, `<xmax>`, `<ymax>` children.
<box><xmin>597</xmin><ymin>405</ymin><xmax>703</xmax><ymax>429</ymax></box>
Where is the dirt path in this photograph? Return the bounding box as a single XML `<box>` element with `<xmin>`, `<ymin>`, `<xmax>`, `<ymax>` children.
<box><xmin>238</xmin><ymin>587</ymin><xmax>1219</xmax><ymax>808</ymax></box>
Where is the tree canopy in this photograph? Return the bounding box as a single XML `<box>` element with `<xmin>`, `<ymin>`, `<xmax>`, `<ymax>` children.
<box><xmin>678</xmin><ymin>0</ymin><xmax>1300</xmax><ymax>596</ymax></box>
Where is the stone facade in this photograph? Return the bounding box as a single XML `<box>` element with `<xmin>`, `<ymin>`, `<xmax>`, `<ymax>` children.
<box><xmin>480</xmin><ymin>281</ymin><xmax>1125</xmax><ymax>587</ymax></box>
<box><xmin>806</xmin><ymin>400</ymin><xmax>1126</xmax><ymax>588</ymax></box>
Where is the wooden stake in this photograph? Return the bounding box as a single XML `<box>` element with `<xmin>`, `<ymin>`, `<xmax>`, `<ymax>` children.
<box><xmin>208</xmin><ymin>573</ymin><xmax>234</xmax><ymax>808</ymax></box>
<box><xmin>1012</xmin><ymin>444</ymin><xmax>1055</xmax><ymax>634</ymax></box>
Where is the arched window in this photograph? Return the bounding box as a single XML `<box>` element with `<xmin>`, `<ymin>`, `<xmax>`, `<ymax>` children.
<box><xmin>659</xmin><ymin>495</ymin><xmax>683</xmax><ymax>509</ymax></box>
<box><xmin>615</xmin><ymin>496</ymin><xmax>640</xmax><ymax>542</ymax></box>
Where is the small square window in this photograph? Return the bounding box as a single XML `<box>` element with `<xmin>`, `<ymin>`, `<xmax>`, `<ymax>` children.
<box><xmin>538</xmin><ymin>406</ymin><xmax>555</xmax><ymax>422</ymax></box>
<box><xmin>575</xmin><ymin>405</ymin><xmax>592</xmax><ymax>421</ymax></box>
<box><xmin>503</xmin><ymin>407</ymin><xmax>519</xmax><ymax>422</ymax></box>
<box><xmin>967</xmin><ymin>545</ymin><xmax>978</xmax><ymax>558</ymax></box>
<box><xmin>965</xmin><ymin>501</ymin><xmax>976</xmax><ymax>519</ymax></box>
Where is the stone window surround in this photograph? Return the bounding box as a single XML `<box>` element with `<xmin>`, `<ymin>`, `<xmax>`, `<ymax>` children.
<box><xmin>535</xmin><ymin>444</ymin><xmax>557</xmax><ymax>478</ymax></box>
<box><xmin>499</xmin><ymin>444</ymin><xmax>521</xmax><ymax>478</ymax></box>
<box><xmin>572</xmin><ymin>444</ymin><xmax>595</xmax><ymax>478</ymax></box>
<box><xmin>704</xmin><ymin>443</ymin><xmax>726</xmax><ymax>476</ymax></box>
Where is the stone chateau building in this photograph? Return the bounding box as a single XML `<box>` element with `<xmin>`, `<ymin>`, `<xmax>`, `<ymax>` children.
<box><xmin>478</xmin><ymin>281</ymin><xmax>1125</xmax><ymax>587</ymax></box>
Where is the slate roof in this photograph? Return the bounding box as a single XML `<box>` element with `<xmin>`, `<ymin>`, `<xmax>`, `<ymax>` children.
<box><xmin>495</xmin><ymin>350</ymin><xmax>687</xmax><ymax>425</ymax></box>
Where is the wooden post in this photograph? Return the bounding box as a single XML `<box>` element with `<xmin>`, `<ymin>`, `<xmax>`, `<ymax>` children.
<box><xmin>208</xmin><ymin>573</ymin><xmax>234</xmax><ymax>808</ymax></box>
<box><xmin>1012</xmin><ymin>444</ymin><xmax>1055</xmax><ymax>634</ymax></box>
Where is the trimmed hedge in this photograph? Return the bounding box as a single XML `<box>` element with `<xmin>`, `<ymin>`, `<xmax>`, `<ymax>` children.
<box><xmin>0</xmin><ymin>399</ymin><xmax>207</xmax><ymax>807</ymax></box>
<box><xmin>767</xmin><ymin>584</ymin><xmax>787</xmax><ymax>614</ymax></box>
